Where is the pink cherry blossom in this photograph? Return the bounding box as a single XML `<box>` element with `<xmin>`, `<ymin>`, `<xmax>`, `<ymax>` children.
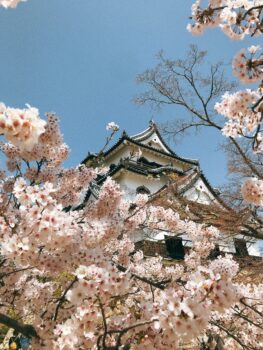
<box><xmin>0</xmin><ymin>103</ymin><xmax>46</xmax><ymax>151</ymax></box>
<box><xmin>242</xmin><ymin>177</ymin><xmax>263</xmax><ymax>206</ymax></box>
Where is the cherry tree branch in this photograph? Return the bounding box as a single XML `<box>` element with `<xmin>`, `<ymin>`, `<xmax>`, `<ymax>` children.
<box><xmin>0</xmin><ymin>313</ymin><xmax>39</xmax><ymax>339</ymax></box>
<box><xmin>53</xmin><ymin>276</ymin><xmax>78</xmax><ymax>321</ymax></box>
<box><xmin>115</xmin><ymin>262</ymin><xmax>171</xmax><ymax>290</ymax></box>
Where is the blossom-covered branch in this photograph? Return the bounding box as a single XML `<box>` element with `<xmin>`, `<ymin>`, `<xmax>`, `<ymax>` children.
<box><xmin>188</xmin><ymin>1</ymin><xmax>263</xmax><ymax>39</ymax></box>
<box><xmin>0</xmin><ymin>103</ymin><xmax>259</xmax><ymax>348</ymax></box>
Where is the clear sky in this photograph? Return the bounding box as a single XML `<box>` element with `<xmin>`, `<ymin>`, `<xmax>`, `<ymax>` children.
<box><xmin>0</xmin><ymin>0</ymin><xmax>261</xmax><ymax>186</ymax></box>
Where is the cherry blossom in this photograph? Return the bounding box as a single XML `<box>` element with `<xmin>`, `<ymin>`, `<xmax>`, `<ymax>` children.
<box><xmin>106</xmin><ymin>121</ymin><xmax>119</xmax><ymax>131</ymax></box>
<box><xmin>0</xmin><ymin>0</ymin><xmax>26</xmax><ymax>8</ymax></box>
<box><xmin>241</xmin><ymin>177</ymin><xmax>263</xmax><ymax>205</ymax></box>
<box><xmin>188</xmin><ymin>1</ymin><xmax>263</xmax><ymax>39</ymax></box>
<box><xmin>0</xmin><ymin>103</ymin><xmax>46</xmax><ymax>151</ymax></box>
<box><xmin>188</xmin><ymin>2</ymin><xmax>263</xmax><ymax>212</ymax></box>
<box><xmin>0</xmin><ymin>106</ymin><xmax>260</xmax><ymax>349</ymax></box>
<box><xmin>0</xmin><ymin>0</ymin><xmax>261</xmax><ymax>347</ymax></box>
<box><xmin>215</xmin><ymin>89</ymin><xmax>262</xmax><ymax>141</ymax></box>
<box><xmin>233</xmin><ymin>46</ymin><xmax>263</xmax><ymax>83</ymax></box>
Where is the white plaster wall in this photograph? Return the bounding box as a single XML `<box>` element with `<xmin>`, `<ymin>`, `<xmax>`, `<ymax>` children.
<box><xmin>139</xmin><ymin>132</ymin><xmax>170</xmax><ymax>153</ymax></box>
<box><xmin>115</xmin><ymin>171</ymin><xmax>166</xmax><ymax>200</ymax></box>
<box><xmin>153</xmin><ymin>231</ymin><xmax>190</xmax><ymax>242</ymax></box>
<box><xmin>247</xmin><ymin>241</ymin><xmax>261</xmax><ymax>256</ymax></box>
<box><xmin>183</xmin><ymin>177</ymin><xmax>216</xmax><ymax>205</ymax></box>
<box><xmin>105</xmin><ymin>147</ymin><xmax>132</xmax><ymax>166</ymax></box>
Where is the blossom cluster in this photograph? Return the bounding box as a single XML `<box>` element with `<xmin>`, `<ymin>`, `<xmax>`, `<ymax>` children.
<box><xmin>215</xmin><ymin>89</ymin><xmax>262</xmax><ymax>139</ymax></box>
<box><xmin>0</xmin><ymin>104</ymin><xmax>260</xmax><ymax>349</ymax></box>
<box><xmin>188</xmin><ymin>2</ymin><xmax>263</xmax><ymax>212</ymax></box>
<box><xmin>106</xmin><ymin>121</ymin><xmax>119</xmax><ymax>131</ymax></box>
<box><xmin>0</xmin><ymin>103</ymin><xmax>46</xmax><ymax>151</ymax></box>
<box><xmin>233</xmin><ymin>45</ymin><xmax>263</xmax><ymax>83</ymax></box>
<box><xmin>0</xmin><ymin>0</ymin><xmax>261</xmax><ymax>347</ymax></box>
<box><xmin>241</xmin><ymin>177</ymin><xmax>263</xmax><ymax>206</ymax></box>
<box><xmin>187</xmin><ymin>1</ymin><xmax>263</xmax><ymax>39</ymax></box>
<box><xmin>0</xmin><ymin>108</ymin><xmax>245</xmax><ymax>349</ymax></box>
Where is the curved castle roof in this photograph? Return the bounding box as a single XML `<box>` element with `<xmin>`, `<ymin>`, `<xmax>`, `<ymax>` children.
<box><xmin>82</xmin><ymin>121</ymin><xmax>199</xmax><ymax>168</ymax></box>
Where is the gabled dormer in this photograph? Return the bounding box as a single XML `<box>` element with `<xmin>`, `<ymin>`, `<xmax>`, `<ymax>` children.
<box><xmin>131</xmin><ymin>120</ymin><xmax>174</xmax><ymax>154</ymax></box>
<box><xmin>83</xmin><ymin>121</ymin><xmax>198</xmax><ymax>173</ymax></box>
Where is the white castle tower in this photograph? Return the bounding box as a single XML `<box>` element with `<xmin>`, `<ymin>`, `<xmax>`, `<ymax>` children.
<box><xmin>82</xmin><ymin>121</ymin><xmax>257</xmax><ymax>259</ymax></box>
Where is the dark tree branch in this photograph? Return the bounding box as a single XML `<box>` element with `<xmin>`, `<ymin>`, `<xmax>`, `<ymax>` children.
<box><xmin>115</xmin><ymin>263</ymin><xmax>170</xmax><ymax>290</ymax></box>
<box><xmin>53</xmin><ymin>276</ymin><xmax>78</xmax><ymax>321</ymax></box>
<box><xmin>229</xmin><ymin>137</ymin><xmax>263</xmax><ymax>179</ymax></box>
<box><xmin>210</xmin><ymin>321</ymin><xmax>254</xmax><ymax>350</ymax></box>
<box><xmin>0</xmin><ymin>313</ymin><xmax>39</xmax><ymax>339</ymax></box>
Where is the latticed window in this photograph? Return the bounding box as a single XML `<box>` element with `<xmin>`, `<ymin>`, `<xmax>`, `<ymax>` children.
<box><xmin>208</xmin><ymin>244</ymin><xmax>221</xmax><ymax>260</ymax></box>
<box><xmin>234</xmin><ymin>238</ymin><xmax>248</xmax><ymax>256</ymax></box>
<box><xmin>165</xmin><ymin>236</ymin><xmax>185</xmax><ymax>260</ymax></box>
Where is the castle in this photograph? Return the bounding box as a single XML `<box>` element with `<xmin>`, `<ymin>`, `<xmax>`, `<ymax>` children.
<box><xmin>82</xmin><ymin>121</ymin><xmax>258</xmax><ymax>260</ymax></box>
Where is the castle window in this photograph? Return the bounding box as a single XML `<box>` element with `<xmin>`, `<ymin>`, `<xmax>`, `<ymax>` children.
<box><xmin>136</xmin><ymin>186</ymin><xmax>150</xmax><ymax>195</ymax></box>
<box><xmin>234</xmin><ymin>238</ymin><xmax>248</xmax><ymax>256</ymax></box>
<box><xmin>208</xmin><ymin>244</ymin><xmax>220</xmax><ymax>260</ymax></box>
<box><xmin>165</xmin><ymin>236</ymin><xmax>185</xmax><ymax>260</ymax></box>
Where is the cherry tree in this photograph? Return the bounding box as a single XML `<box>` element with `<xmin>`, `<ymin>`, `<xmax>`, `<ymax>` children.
<box><xmin>133</xmin><ymin>1</ymin><xmax>263</xmax><ymax>347</ymax></box>
<box><xmin>187</xmin><ymin>1</ymin><xmax>263</xmax><ymax>202</ymax></box>
<box><xmin>0</xmin><ymin>1</ymin><xmax>262</xmax><ymax>350</ymax></box>
<box><xmin>0</xmin><ymin>106</ymin><xmax>260</xmax><ymax>350</ymax></box>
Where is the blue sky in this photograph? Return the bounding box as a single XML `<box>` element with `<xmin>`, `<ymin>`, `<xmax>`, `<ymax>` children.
<box><xmin>0</xmin><ymin>0</ymin><xmax>261</xmax><ymax>186</ymax></box>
